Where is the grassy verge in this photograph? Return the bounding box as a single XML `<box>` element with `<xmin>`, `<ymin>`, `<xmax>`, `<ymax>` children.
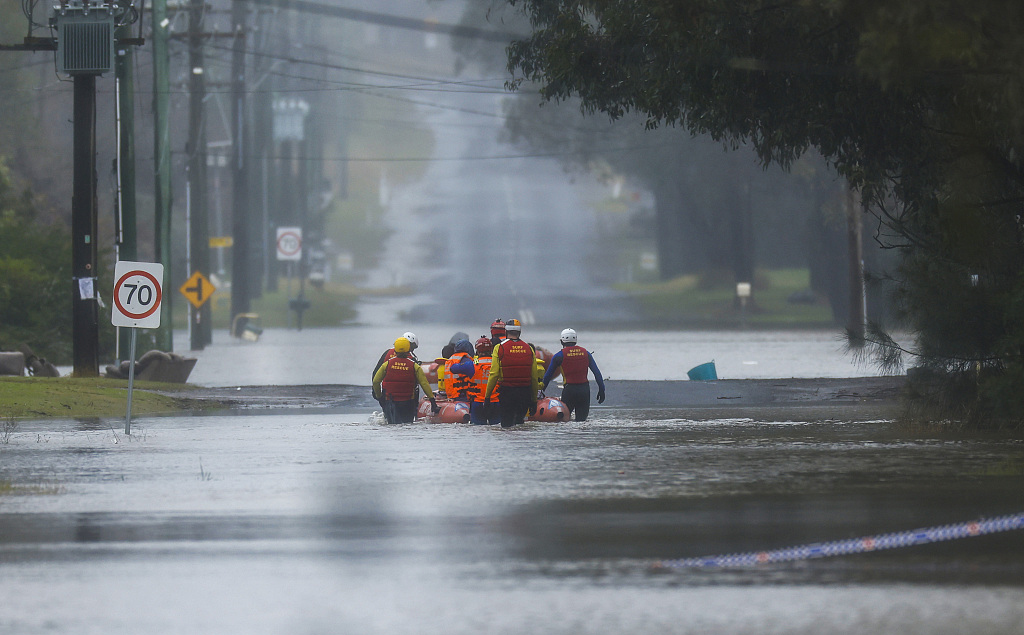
<box><xmin>0</xmin><ymin>377</ymin><xmax>212</xmax><ymax>419</ymax></box>
<box><xmin>618</xmin><ymin>268</ymin><xmax>836</xmax><ymax>327</ymax></box>
<box><xmin>206</xmin><ymin>280</ymin><xmax>363</xmax><ymax>330</ymax></box>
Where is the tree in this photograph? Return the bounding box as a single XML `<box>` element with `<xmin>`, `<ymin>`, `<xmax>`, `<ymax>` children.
<box><xmin>0</xmin><ymin>159</ymin><xmax>74</xmax><ymax>363</ymax></box>
<box><xmin>505</xmin><ymin>0</ymin><xmax>1024</xmax><ymax>421</ymax></box>
<box><xmin>452</xmin><ymin>0</ymin><xmax>893</xmax><ymax>322</ymax></box>
<box><xmin>502</xmin><ymin>95</ymin><xmax>824</xmax><ymax>281</ymax></box>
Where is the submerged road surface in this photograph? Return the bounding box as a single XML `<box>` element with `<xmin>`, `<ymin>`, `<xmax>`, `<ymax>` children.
<box><xmin>1</xmin><ymin>403</ymin><xmax>1023</xmax><ymax>634</ymax></box>
<box><xmin>376</xmin><ymin>84</ymin><xmax>634</xmax><ymax>327</ymax></box>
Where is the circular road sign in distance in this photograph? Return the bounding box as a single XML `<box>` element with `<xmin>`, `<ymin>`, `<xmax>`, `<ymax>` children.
<box><xmin>112</xmin><ymin>261</ymin><xmax>164</xmax><ymax>329</ymax></box>
<box><xmin>276</xmin><ymin>226</ymin><xmax>302</xmax><ymax>261</ymax></box>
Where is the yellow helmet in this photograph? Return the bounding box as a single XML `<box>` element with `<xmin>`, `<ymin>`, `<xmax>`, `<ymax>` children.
<box><xmin>506</xmin><ymin>318</ymin><xmax>522</xmax><ymax>334</ymax></box>
<box><xmin>394</xmin><ymin>337</ymin><xmax>411</xmax><ymax>354</ymax></box>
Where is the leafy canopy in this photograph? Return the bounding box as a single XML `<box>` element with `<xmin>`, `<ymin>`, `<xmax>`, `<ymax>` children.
<box><xmin>506</xmin><ymin>0</ymin><xmax>1024</xmax><ymax>422</ymax></box>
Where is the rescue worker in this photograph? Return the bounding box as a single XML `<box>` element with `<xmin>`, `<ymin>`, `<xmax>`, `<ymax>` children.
<box><xmin>443</xmin><ymin>339</ymin><xmax>475</xmax><ymax>402</ymax></box>
<box><xmin>489</xmin><ymin>319</ymin><xmax>506</xmax><ymax>347</ymax></box>
<box><xmin>372</xmin><ymin>331</ymin><xmax>420</xmax><ymax>373</ymax></box>
<box><xmin>371</xmin><ymin>331</ymin><xmax>421</xmax><ymax>423</ymax></box>
<box><xmin>469</xmin><ymin>336</ymin><xmax>500</xmax><ymax>425</ymax></box>
<box><xmin>373</xmin><ymin>337</ymin><xmax>437</xmax><ymax>424</ymax></box>
<box><xmin>483</xmin><ymin>319</ymin><xmax>538</xmax><ymax>428</ymax></box>
<box><xmin>541</xmin><ymin>328</ymin><xmax>606</xmax><ymax>421</ymax></box>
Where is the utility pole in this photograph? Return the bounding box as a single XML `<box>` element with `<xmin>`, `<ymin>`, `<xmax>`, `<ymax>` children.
<box><xmin>53</xmin><ymin>4</ymin><xmax>121</xmax><ymax>376</ymax></box>
<box><xmin>72</xmin><ymin>73</ymin><xmax>100</xmax><ymax>375</ymax></box>
<box><xmin>847</xmin><ymin>184</ymin><xmax>867</xmax><ymax>344</ymax></box>
<box><xmin>251</xmin><ymin>4</ymin><xmax>274</xmax><ymax>299</ymax></box>
<box><xmin>152</xmin><ymin>0</ymin><xmax>174</xmax><ymax>352</ymax></box>
<box><xmin>188</xmin><ymin>0</ymin><xmax>211</xmax><ymax>349</ymax></box>
<box><xmin>11</xmin><ymin>3</ymin><xmax>136</xmax><ymax>374</ymax></box>
<box><xmin>230</xmin><ymin>0</ymin><xmax>251</xmax><ymax>322</ymax></box>
<box><xmin>114</xmin><ymin>18</ymin><xmax>137</xmax><ymax>264</ymax></box>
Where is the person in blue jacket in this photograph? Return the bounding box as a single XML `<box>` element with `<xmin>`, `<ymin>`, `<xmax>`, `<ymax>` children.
<box><xmin>442</xmin><ymin>339</ymin><xmax>476</xmax><ymax>401</ymax></box>
<box><xmin>541</xmin><ymin>328</ymin><xmax>605</xmax><ymax>421</ymax></box>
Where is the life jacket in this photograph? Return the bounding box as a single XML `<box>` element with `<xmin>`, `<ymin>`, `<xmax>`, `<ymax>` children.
<box><xmin>372</xmin><ymin>347</ymin><xmax>397</xmax><ymax>379</ymax></box>
<box><xmin>560</xmin><ymin>345</ymin><xmax>591</xmax><ymax>384</ymax></box>
<box><xmin>435</xmin><ymin>357</ymin><xmax>448</xmax><ymax>391</ymax></box>
<box><xmin>381</xmin><ymin>355</ymin><xmax>418</xmax><ymax>401</ymax></box>
<box><xmin>444</xmin><ymin>352</ymin><xmax>474</xmax><ymax>400</ymax></box>
<box><xmin>496</xmin><ymin>338</ymin><xmax>534</xmax><ymax>387</ymax></box>
<box><xmin>470</xmin><ymin>355</ymin><xmax>499</xmax><ymax>403</ymax></box>
<box><xmin>534</xmin><ymin>352</ymin><xmax>547</xmax><ymax>383</ymax></box>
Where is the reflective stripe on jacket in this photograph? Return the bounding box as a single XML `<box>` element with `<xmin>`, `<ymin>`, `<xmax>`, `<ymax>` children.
<box><xmin>444</xmin><ymin>351</ymin><xmax>474</xmax><ymax>400</ymax></box>
<box><xmin>470</xmin><ymin>355</ymin><xmax>499</xmax><ymax>403</ymax></box>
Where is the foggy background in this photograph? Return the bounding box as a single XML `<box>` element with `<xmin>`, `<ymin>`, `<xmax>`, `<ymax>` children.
<box><xmin>4</xmin><ymin>0</ymin><xmax>897</xmax><ymax>338</ymax></box>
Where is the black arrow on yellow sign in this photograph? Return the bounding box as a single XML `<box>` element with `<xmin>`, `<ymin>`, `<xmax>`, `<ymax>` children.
<box><xmin>179</xmin><ymin>271</ymin><xmax>216</xmax><ymax>308</ymax></box>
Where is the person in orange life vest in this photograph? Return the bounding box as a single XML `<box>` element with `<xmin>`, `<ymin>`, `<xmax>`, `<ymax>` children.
<box><xmin>443</xmin><ymin>339</ymin><xmax>475</xmax><ymax>401</ymax></box>
<box><xmin>483</xmin><ymin>319</ymin><xmax>539</xmax><ymax>428</ymax></box>
<box><xmin>469</xmin><ymin>336</ymin><xmax>500</xmax><ymax>425</ymax></box>
<box><xmin>372</xmin><ymin>331</ymin><xmax>420</xmax><ymax>423</ymax></box>
<box><xmin>373</xmin><ymin>337</ymin><xmax>437</xmax><ymax>424</ymax></box>
<box><xmin>489</xmin><ymin>318</ymin><xmax>506</xmax><ymax>348</ymax></box>
<box><xmin>541</xmin><ymin>328</ymin><xmax>605</xmax><ymax>421</ymax></box>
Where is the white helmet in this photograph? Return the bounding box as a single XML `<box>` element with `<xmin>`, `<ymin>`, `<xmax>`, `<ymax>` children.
<box><xmin>402</xmin><ymin>332</ymin><xmax>418</xmax><ymax>350</ymax></box>
<box><xmin>560</xmin><ymin>328</ymin><xmax>577</xmax><ymax>345</ymax></box>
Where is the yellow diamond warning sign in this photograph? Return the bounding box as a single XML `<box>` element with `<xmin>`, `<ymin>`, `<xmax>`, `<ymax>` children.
<box><xmin>179</xmin><ymin>271</ymin><xmax>215</xmax><ymax>309</ymax></box>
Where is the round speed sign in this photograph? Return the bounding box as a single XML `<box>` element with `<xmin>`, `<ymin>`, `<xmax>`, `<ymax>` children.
<box><xmin>276</xmin><ymin>226</ymin><xmax>302</xmax><ymax>261</ymax></box>
<box><xmin>111</xmin><ymin>261</ymin><xmax>165</xmax><ymax>329</ymax></box>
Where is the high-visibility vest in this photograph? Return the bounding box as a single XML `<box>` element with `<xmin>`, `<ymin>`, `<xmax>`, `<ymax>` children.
<box><xmin>496</xmin><ymin>339</ymin><xmax>534</xmax><ymax>387</ymax></box>
<box><xmin>381</xmin><ymin>356</ymin><xmax>417</xmax><ymax>401</ymax></box>
<box><xmin>470</xmin><ymin>355</ymin><xmax>499</xmax><ymax>403</ymax></box>
<box><xmin>444</xmin><ymin>352</ymin><xmax>474</xmax><ymax>400</ymax></box>
<box><xmin>560</xmin><ymin>345</ymin><xmax>591</xmax><ymax>383</ymax></box>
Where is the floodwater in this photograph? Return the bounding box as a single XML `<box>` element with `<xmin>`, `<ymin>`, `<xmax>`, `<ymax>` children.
<box><xmin>180</xmin><ymin>325</ymin><xmax>883</xmax><ymax>387</ymax></box>
<box><xmin>2</xmin><ymin>384</ymin><xmax>1024</xmax><ymax>633</ymax></box>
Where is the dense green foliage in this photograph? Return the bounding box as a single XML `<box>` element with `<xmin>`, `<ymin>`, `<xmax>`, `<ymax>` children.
<box><xmin>505</xmin><ymin>0</ymin><xmax>1024</xmax><ymax>423</ymax></box>
<box><xmin>0</xmin><ymin>160</ymin><xmax>73</xmax><ymax>363</ymax></box>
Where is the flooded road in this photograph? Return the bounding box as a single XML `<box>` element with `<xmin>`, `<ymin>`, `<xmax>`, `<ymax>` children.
<box><xmin>2</xmin><ymin>409</ymin><xmax>1023</xmax><ymax>634</ymax></box>
<box><xmin>179</xmin><ymin>325</ymin><xmax>884</xmax><ymax>387</ymax></box>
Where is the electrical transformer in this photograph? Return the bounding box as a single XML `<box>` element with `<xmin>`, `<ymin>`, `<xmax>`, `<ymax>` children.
<box><xmin>53</xmin><ymin>3</ymin><xmax>116</xmax><ymax>75</ymax></box>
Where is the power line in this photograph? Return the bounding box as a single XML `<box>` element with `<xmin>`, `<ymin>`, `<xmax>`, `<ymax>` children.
<box><xmin>236</xmin><ymin>0</ymin><xmax>523</xmax><ymax>43</ymax></box>
<box><xmin>167</xmin><ymin>140</ymin><xmax>677</xmax><ymax>164</ymax></box>
<box><xmin>201</xmin><ymin>41</ymin><xmax>514</xmax><ymax>93</ymax></box>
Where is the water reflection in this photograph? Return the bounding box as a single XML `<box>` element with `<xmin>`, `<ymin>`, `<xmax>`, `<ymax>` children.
<box><xmin>1</xmin><ymin>410</ymin><xmax>1021</xmax><ymax>634</ymax></box>
<box><xmin>176</xmin><ymin>326</ymin><xmax>888</xmax><ymax>387</ymax></box>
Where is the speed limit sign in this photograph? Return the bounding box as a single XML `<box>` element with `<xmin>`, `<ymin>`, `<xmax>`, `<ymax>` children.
<box><xmin>111</xmin><ymin>261</ymin><xmax>164</xmax><ymax>329</ymax></box>
<box><xmin>276</xmin><ymin>226</ymin><xmax>302</xmax><ymax>261</ymax></box>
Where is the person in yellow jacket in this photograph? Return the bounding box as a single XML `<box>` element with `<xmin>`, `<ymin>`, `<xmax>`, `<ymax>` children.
<box><xmin>483</xmin><ymin>319</ymin><xmax>538</xmax><ymax>428</ymax></box>
<box><xmin>373</xmin><ymin>337</ymin><xmax>437</xmax><ymax>424</ymax></box>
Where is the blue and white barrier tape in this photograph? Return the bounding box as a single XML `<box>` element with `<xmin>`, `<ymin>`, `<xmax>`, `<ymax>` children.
<box><xmin>656</xmin><ymin>511</ymin><xmax>1024</xmax><ymax>569</ymax></box>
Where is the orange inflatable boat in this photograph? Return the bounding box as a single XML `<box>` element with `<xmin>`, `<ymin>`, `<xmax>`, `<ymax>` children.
<box><xmin>530</xmin><ymin>396</ymin><xmax>569</xmax><ymax>422</ymax></box>
<box><xmin>416</xmin><ymin>398</ymin><xmax>471</xmax><ymax>423</ymax></box>
<box><xmin>415</xmin><ymin>395</ymin><xmax>569</xmax><ymax>423</ymax></box>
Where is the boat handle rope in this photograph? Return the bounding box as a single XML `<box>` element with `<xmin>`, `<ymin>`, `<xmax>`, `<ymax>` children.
<box><xmin>654</xmin><ymin>511</ymin><xmax>1024</xmax><ymax>569</ymax></box>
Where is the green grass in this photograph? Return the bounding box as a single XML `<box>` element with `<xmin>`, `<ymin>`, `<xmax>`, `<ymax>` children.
<box><xmin>0</xmin><ymin>479</ymin><xmax>64</xmax><ymax>496</ymax></box>
<box><xmin>205</xmin><ymin>279</ymin><xmax>365</xmax><ymax>330</ymax></box>
<box><xmin>0</xmin><ymin>376</ymin><xmax>210</xmax><ymax>419</ymax></box>
<box><xmin>618</xmin><ymin>268</ymin><xmax>835</xmax><ymax>327</ymax></box>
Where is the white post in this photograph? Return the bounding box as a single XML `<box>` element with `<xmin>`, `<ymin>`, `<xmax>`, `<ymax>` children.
<box><xmin>125</xmin><ymin>327</ymin><xmax>138</xmax><ymax>435</ymax></box>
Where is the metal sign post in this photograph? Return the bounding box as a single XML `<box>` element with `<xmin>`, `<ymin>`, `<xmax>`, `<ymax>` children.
<box><xmin>111</xmin><ymin>261</ymin><xmax>164</xmax><ymax>434</ymax></box>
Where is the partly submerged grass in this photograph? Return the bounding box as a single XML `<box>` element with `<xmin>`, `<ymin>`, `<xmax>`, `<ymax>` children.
<box><xmin>0</xmin><ymin>480</ymin><xmax>64</xmax><ymax>496</ymax></box>
<box><xmin>0</xmin><ymin>376</ymin><xmax>210</xmax><ymax>419</ymax></box>
<box><xmin>618</xmin><ymin>268</ymin><xmax>835</xmax><ymax>327</ymax></box>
